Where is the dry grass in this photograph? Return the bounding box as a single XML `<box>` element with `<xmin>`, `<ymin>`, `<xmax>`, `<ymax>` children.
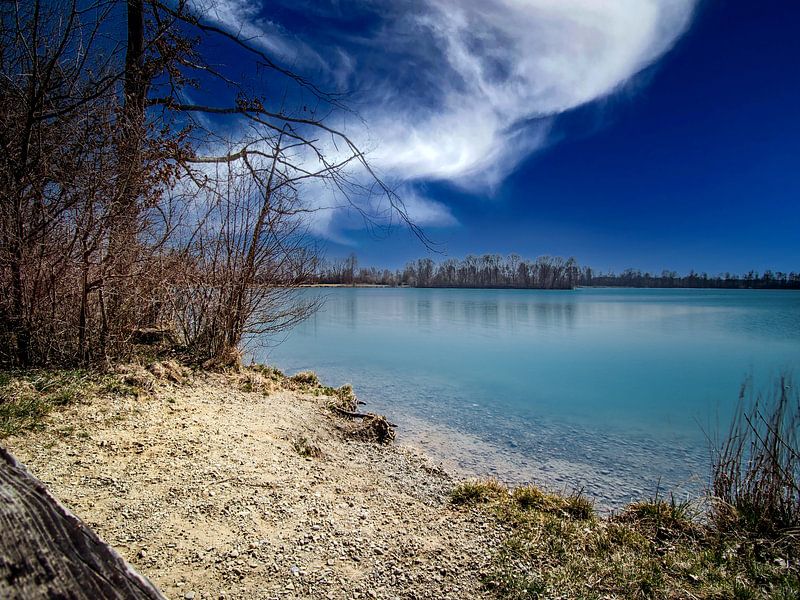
<box><xmin>326</xmin><ymin>383</ymin><xmax>357</xmax><ymax>411</ymax></box>
<box><xmin>288</xmin><ymin>370</ymin><xmax>320</xmax><ymax>388</ymax></box>
<box><xmin>450</xmin><ymin>478</ymin><xmax>509</xmax><ymax>505</ymax></box>
<box><xmin>615</xmin><ymin>496</ymin><xmax>702</xmax><ymax>542</ymax></box>
<box><xmin>451</xmin><ymin>479</ymin><xmax>799</xmax><ymax>599</ymax></box>
<box><xmin>711</xmin><ymin>375</ymin><xmax>800</xmax><ymax>541</ymax></box>
<box><xmin>512</xmin><ymin>485</ymin><xmax>594</xmax><ymax>520</ymax></box>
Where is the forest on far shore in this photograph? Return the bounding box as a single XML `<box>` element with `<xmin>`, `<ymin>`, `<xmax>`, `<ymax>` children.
<box><xmin>315</xmin><ymin>254</ymin><xmax>800</xmax><ymax>290</ymax></box>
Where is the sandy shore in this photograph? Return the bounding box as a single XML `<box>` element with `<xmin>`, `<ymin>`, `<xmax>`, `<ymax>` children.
<box><xmin>3</xmin><ymin>367</ymin><xmax>505</xmax><ymax>600</ymax></box>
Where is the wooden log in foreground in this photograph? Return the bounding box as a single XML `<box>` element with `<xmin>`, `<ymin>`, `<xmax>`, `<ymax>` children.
<box><xmin>0</xmin><ymin>446</ymin><xmax>165</xmax><ymax>600</ymax></box>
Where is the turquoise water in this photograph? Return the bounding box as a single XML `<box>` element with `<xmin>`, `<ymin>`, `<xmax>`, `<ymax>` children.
<box><xmin>255</xmin><ymin>288</ymin><xmax>800</xmax><ymax>507</ymax></box>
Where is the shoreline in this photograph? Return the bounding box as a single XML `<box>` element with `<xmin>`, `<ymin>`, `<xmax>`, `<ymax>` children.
<box><xmin>376</xmin><ymin>410</ymin><xmax>706</xmax><ymax>512</ymax></box>
<box><xmin>301</xmin><ymin>284</ymin><xmax>800</xmax><ymax>291</ymax></box>
<box><xmin>2</xmin><ymin>364</ymin><xmax>502</xmax><ymax>599</ymax></box>
<box><xmin>2</xmin><ymin>362</ymin><xmax>796</xmax><ymax>598</ymax></box>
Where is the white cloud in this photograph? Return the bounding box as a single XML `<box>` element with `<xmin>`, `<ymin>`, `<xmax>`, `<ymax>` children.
<box><xmin>362</xmin><ymin>0</ymin><xmax>697</xmax><ymax>187</ymax></box>
<box><xmin>397</xmin><ymin>188</ymin><xmax>459</xmax><ymax>227</ymax></box>
<box><xmin>188</xmin><ymin>0</ymin><xmax>327</xmax><ymax>69</ymax></box>
<box><xmin>185</xmin><ymin>0</ymin><xmax>698</xmax><ymax>236</ymax></box>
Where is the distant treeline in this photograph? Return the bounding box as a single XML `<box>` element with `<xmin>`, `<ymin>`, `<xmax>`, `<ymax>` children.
<box><xmin>315</xmin><ymin>254</ymin><xmax>800</xmax><ymax>290</ymax></box>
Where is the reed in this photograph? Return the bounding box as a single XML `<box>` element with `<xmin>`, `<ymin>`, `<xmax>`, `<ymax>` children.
<box><xmin>711</xmin><ymin>375</ymin><xmax>800</xmax><ymax>540</ymax></box>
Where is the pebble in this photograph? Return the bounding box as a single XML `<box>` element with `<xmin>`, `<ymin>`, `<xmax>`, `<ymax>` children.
<box><xmin>4</xmin><ymin>372</ymin><xmax>504</xmax><ymax>600</ymax></box>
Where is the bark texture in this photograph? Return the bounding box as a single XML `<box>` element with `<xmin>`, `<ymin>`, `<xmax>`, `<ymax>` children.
<box><xmin>0</xmin><ymin>446</ymin><xmax>165</xmax><ymax>599</ymax></box>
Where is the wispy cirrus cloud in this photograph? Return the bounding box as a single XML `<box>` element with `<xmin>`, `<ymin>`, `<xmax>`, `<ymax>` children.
<box><xmin>190</xmin><ymin>0</ymin><xmax>698</xmax><ymax>232</ymax></box>
<box><xmin>352</xmin><ymin>0</ymin><xmax>698</xmax><ymax>188</ymax></box>
<box><xmin>188</xmin><ymin>0</ymin><xmax>328</xmax><ymax>69</ymax></box>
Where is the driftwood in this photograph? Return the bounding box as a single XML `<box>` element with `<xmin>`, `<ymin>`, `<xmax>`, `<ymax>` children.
<box><xmin>330</xmin><ymin>406</ymin><xmax>398</xmax><ymax>428</ymax></box>
<box><xmin>0</xmin><ymin>446</ymin><xmax>165</xmax><ymax>600</ymax></box>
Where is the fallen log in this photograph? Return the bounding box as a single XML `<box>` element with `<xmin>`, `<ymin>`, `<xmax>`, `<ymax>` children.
<box><xmin>0</xmin><ymin>446</ymin><xmax>165</xmax><ymax>600</ymax></box>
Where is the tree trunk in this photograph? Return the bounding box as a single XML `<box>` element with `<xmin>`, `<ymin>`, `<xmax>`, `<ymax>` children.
<box><xmin>125</xmin><ymin>1</ymin><xmax>146</xmax><ymax>118</ymax></box>
<box><xmin>104</xmin><ymin>0</ymin><xmax>149</xmax><ymax>345</ymax></box>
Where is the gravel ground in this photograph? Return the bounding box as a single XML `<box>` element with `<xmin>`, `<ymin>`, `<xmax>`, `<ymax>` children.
<box><xmin>4</xmin><ymin>367</ymin><xmax>507</xmax><ymax>600</ymax></box>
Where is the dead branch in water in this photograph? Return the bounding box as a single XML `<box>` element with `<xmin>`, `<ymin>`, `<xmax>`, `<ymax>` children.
<box><xmin>331</xmin><ymin>406</ymin><xmax>398</xmax><ymax>428</ymax></box>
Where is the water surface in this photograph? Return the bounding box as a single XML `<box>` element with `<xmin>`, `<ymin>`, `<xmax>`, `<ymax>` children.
<box><xmin>255</xmin><ymin>288</ymin><xmax>800</xmax><ymax>507</ymax></box>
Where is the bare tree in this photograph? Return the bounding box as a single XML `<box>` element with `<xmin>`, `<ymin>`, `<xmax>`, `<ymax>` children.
<box><xmin>0</xmin><ymin>0</ymin><xmax>128</xmax><ymax>364</ymax></box>
<box><xmin>0</xmin><ymin>0</ymin><xmax>418</xmax><ymax>366</ymax></box>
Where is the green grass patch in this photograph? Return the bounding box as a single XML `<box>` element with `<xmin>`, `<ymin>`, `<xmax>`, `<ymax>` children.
<box><xmin>1</xmin><ymin>370</ymin><xmax>87</xmax><ymax>437</ymax></box>
<box><xmin>99</xmin><ymin>375</ymin><xmax>141</xmax><ymax>397</ymax></box>
<box><xmin>485</xmin><ymin>505</ymin><xmax>798</xmax><ymax>599</ymax></box>
<box><xmin>0</xmin><ymin>391</ymin><xmax>51</xmax><ymax>437</ymax></box>
<box><xmin>0</xmin><ymin>368</ymin><xmax>143</xmax><ymax>438</ymax></box>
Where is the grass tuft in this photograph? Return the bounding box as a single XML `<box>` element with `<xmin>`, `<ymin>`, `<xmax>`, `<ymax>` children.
<box><xmin>0</xmin><ymin>370</ymin><xmax>91</xmax><ymax>437</ymax></box>
<box><xmin>450</xmin><ymin>478</ymin><xmax>508</xmax><ymax>506</ymax></box>
<box><xmin>289</xmin><ymin>371</ymin><xmax>320</xmax><ymax>387</ymax></box>
<box><xmin>511</xmin><ymin>485</ymin><xmax>594</xmax><ymax>520</ymax></box>
<box><xmin>292</xmin><ymin>435</ymin><xmax>323</xmax><ymax>458</ymax></box>
<box><xmin>563</xmin><ymin>491</ymin><xmax>595</xmax><ymax>520</ymax></box>
<box><xmin>710</xmin><ymin>375</ymin><xmax>800</xmax><ymax>542</ymax></box>
<box><xmin>617</xmin><ymin>495</ymin><xmax>700</xmax><ymax>541</ymax></box>
<box><xmin>326</xmin><ymin>384</ymin><xmax>357</xmax><ymax>412</ymax></box>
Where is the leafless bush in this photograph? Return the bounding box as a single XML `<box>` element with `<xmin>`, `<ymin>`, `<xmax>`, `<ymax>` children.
<box><xmin>1</xmin><ymin>1</ymin><xmax>412</xmax><ymax>367</ymax></box>
<box><xmin>170</xmin><ymin>165</ymin><xmax>320</xmax><ymax>364</ymax></box>
<box><xmin>0</xmin><ymin>0</ymin><xmax>149</xmax><ymax>364</ymax></box>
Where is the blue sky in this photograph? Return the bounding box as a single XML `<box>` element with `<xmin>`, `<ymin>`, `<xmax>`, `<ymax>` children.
<box><xmin>196</xmin><ymin>0</ymin><xmax>800</xmax><ymax>274</ymax></box>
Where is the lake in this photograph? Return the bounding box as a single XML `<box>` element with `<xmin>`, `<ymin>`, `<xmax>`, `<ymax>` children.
<box><xmin>254</xmin><ymin>287</ymin><xmax>800</xmax><ymax>508</ymax></box>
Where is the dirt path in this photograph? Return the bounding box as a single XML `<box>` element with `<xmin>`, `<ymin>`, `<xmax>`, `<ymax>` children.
<box><xmin>4</xmin><ymin>369</ymin><xmax>504</xmax><ymax>600</ymax></box>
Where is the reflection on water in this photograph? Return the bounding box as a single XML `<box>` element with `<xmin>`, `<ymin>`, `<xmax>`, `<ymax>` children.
<box><xmin>329</xmin><ymin>289</ymin><xmax>584</xmax><ymax>331</ymax></box>
<box><xmin>258</xmin><ymin>288</ymin><xmax>800</xmax><ymax>507</ymax></box>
